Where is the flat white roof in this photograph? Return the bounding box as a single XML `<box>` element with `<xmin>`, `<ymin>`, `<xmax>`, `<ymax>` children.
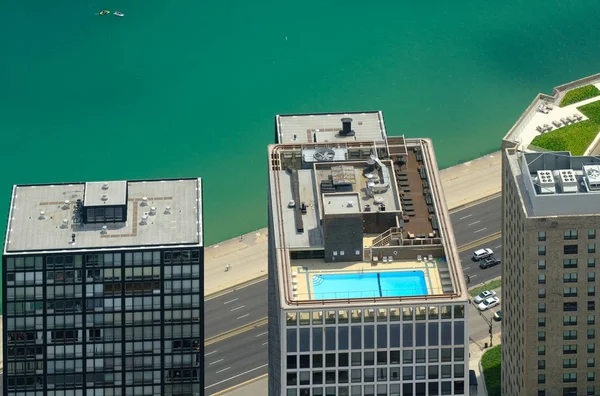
<box><xmin>4</xmin><ymin>178</ymin><xmax>203</xmax><ymax>253</ymax></box>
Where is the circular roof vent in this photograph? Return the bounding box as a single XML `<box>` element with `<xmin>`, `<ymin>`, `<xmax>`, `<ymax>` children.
<box><xmin>588</xmin><ymin>169</ymin><xmax>600</xmax><ymax>178</ymax></box>
<box><xmin>313</xmin><ymin>148</ymin><xmax>335</xmax><ymax>162</ymax></box>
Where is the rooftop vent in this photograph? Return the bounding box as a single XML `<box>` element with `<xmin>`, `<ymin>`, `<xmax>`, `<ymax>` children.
<box><xmin>101</xmin><ymin>194</ymin><xmax>108</xmax><ymax>201</ymax></box>
<box><xmin>164</xmin><ymin>206</ymin><xmax>171</xmax><ymax>215</ymax></box>
<box><xmin>583</xmin><ymin>165</ymin><xmax>600</xmax><ymax>191</ymax></box>
<box><xmin>313</xmin><ymin>147</ymin><xmax>336</xmax><ymax>162</ymax></box>
<box><xmin>141</xmin><ymin>197</ymin><xmax>148</xmax><ymax>207</ymax></box>
<box><xmin>39</xmin><ymin>211</ymin><xmax>46</xmax><ymax>220</ymax></box>
<box><xmin>61</xmin><ymin>219</ymin><xmax>69</xmax><ymax>229</ymax></box>
<box><xmin>63</xmin><ymin>200</ymin><xmax>70</xmax><ymax>209</ymax></box>
<box><xmin>288</xmin><ymin>200</ymin><xmax>296</xmax><ymax>208</ymax></box>
<box><xmin>149</xmin><ymin>207</ymin><xmax>156</xmax><ymax>216</ymax></box>
<box><xmin>102</xmin><ymin>183</ymin><xmax>109</xmax><ymax>190</ymax></box>
<box><xmin>140</xmin><ymin>215</ymin><xmax>148</xmax><ymax>225</ymax></box>
<box><xmin>536</xmin><ymin>170</ymin><xmax>556</xmax><ymax>194</ymax></box>
<box><xmin>339</xmin><ymin>117</ymin><xmax>355</xmax><ymax>137</ymax></box>
<box><xmin>558</xmin><ymin>169</ymin><xmax>578</xmax><ymax>193</ymax></box>
<box><xmin>347</xmin><ymin>201</ymin><xmax>354</xmax><ymax>208</ymax></box>
<box><xmin>101</xmin><ymin>225</ymin><xmax>108</xmax><ymax>234</ymax></box>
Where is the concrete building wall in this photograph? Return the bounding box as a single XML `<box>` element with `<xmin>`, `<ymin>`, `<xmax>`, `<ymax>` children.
<box><xmin>501</xmin><ymin>149</ymin><xmax>527</xmax><ymax>395</ymax></box>
<box><xmin>323</xmin><ymin>216</ymin><xmax>363</xmax><ymax>263</ymax></box>
<box><xmin>268</xmin><ymin>192</ymin><xmax>282</xmax><ymax>396</ymax></box>
<box><xmin>503</xmin><ymin>149</ymin><xmax>600</xmax><ymax>396</ymax></box>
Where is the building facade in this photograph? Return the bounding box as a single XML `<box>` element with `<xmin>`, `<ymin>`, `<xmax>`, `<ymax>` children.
<box><xmin>2</xmin><ymin>178</ymin><xmax>204</xmax><ymax>396</ymax></box>
<box><xmin>502</xmin><ymin>149</ymin><xmax>600</xmax><ymax>396</ymax></box>
<box><xmin>268</xmin><ymin>112</ymin><xmax>469</xmax><ymax>396</ymax></box>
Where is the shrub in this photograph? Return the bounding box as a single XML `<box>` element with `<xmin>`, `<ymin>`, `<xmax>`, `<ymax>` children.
<box><xmin>530</xmin><ymin>121</ymin><xmax>600</xmax><ymax>155</ymax></box>
<box><xmin>531</xmin><ymin>99</ymin><xmax>600</xmax><ymax>154</ymax></box>
<box><xmin>481</xmin><ymin>345</ymin><xmax>502</xmax><ymax>396</ymax></box>
<box><xmin>560</xmin><ymin>85</ymin><xmax>600</xmax><ymax>107</ymax></box>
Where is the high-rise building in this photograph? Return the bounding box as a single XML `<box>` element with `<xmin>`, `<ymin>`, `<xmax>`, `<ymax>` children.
<box><xmin>2</xmin><ymin>178</ymin><xmax>204</xmax><ymax>396</ymax></box>
<box><xmin>267</xmin><ymin>112</ymin><xmax>469</xmax><ymax>396</ymax></box>
<box><xmin>502</xmin><ymin>149</ymin><xmax>600</xmax><ymax>396</ymax></box>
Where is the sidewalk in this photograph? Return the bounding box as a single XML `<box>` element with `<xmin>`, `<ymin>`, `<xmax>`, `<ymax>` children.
<box><xmin>204</xmin><ymin>151</ymin><xmax>502</xmax><ymax>298</ymax></box>
<box><xmin>469</xmin><ymin>333</ymin><xmax>502</xmax><ymax>396</ymax></box>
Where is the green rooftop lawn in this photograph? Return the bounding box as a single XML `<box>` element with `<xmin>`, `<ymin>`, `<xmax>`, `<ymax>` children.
<box><xmin>481</xmin><ymin>345</ymin><xmax>502</xmax><ymax>396</ymax></box>
<box><xmin>531</xmin><ymin>100</ymin><xmax>600</xmax><ymax>155</ymax></box>
<box><xmin>560</xmin><ymin>84</ymin><xmax>600</xmax><ymax>107</ymax></box>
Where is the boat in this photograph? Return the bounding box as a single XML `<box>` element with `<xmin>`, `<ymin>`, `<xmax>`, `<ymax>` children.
<box><xmin>99</xmin><ymin>10</ymin><xmax>110</xmax><ymax>15</ymax></box>
<box><xmin>114</xmin><ymin>11</ymin><xmax>124</xmax><ymax>17</ymax></box>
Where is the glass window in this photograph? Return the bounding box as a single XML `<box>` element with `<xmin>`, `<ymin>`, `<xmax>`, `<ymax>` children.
<box><xmin>538</xmin><ymin>231</ymin><xmax>546</xmax><ymax>241</ymax></box>
<box><xmin>564</xmin><ymin>230</ymin><xmax>578</xmax><ymax>240</ymax></box>
<box><xmin>538</xmin><ymin>274</ymin><xmax>546</xmax><ymax>284</ymax></box>
<box><xmin>538</xmin><ymin>246</ymin><xmax>546</xmax><ymax>256</ymax></box>
<box><xmin>564</xmin><ymin>245</ymin><xmax>578</xmax><ymax>255</ymax></box>
<box><xmin>589</xmin><ymin>258</ymin><xmax>596</xmax><ymax>268</ymax></box>
<box><xmin>589</xmin><ymin>230</ymin><xmax>596</xmax><ymax>239</ymax></box>
<box><xmin>590</xmin><ymin>244</ymin><xmax>597</xmax><ymax>254</ymax></box>
<box><xmin>538</xmin><ymin>260</ymin><xmax>546</xmax><ymax>269</ymax></box>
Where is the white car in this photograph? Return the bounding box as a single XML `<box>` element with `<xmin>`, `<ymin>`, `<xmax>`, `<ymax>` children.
<box><xmin>473</xmin><ymin>248</ymin><xmax>493</xmax><ymax>261</ymax></box>
<box><xmin>473</xmin><ymin>290</ymin><xmax>497</xmax><ymax>304</ymax></box>
<box><xmin>478</xmin><ymin>296</ymin><xmax>500</xmax><ymax>311</ymax></box>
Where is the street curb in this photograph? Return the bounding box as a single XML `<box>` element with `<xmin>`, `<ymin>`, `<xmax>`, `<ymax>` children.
<box><xmin>478</xmin><ymin>358</ymin><xmax>489</xmax><ymax>396</ymax></box>
<box><xmin>204</xmin><ymin>275</ymin><xmax>268</xmax><ymax>301</ymax></box>
<box><xmin>449</xmin><ymin>192</ymin><xmax>501</xmax><ymax>214</ymax></box>
<box><xmin>468</xmin><ymin>276</ymin><xmax>501</xmax><ymax>292</ymax></box>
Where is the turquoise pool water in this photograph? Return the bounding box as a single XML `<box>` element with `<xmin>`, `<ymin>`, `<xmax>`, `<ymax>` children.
<box><xmin>311</xmin><ymin>271</ymin><xmax>427</xmax><ymax>300</ymax></box>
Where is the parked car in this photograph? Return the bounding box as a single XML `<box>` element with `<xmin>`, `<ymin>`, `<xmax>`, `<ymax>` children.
<box><xmin>480</xmin><ymin>256</ymin><xmax>501</xmax><ymax>269</ymax></box>
<box><xmin>494</xmin><ymin>310</ymin><xmax>503</xmax><ymax>321</ymax></box>
<box><xmin>474</xmin><ymin>290</ymin><xmax>497</xmax><ymax>304</ymax></box>
<box><xmin>472</xmin><ymin>248</ymin><xmax>493</xmax><ymax>261</ymax></box>
<box><xmin>478</xmin><ymin>296</ymin><xmax>500</xmax><ymax>311</ymax></box>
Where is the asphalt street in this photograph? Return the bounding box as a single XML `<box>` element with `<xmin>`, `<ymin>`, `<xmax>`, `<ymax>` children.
<box><xmin>204</xmin><ymin>195</ymin><xmax>503</xmax><ymax>394</ymax></box>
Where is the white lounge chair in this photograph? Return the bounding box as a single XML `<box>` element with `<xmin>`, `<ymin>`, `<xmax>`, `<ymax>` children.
<box><xmin>574</xmin><ymin>113</ymin><xmax>583</xmax><ymax>121</ymax></box>
<box><xmin>552</xmin><ymin>120</ymin><xmax>562</xmax><ymax>128</ymax></box>
<box><xmin>536</xmin><ymin>126</ymin><xmax>544</xmax><ymax>133</ymax></box>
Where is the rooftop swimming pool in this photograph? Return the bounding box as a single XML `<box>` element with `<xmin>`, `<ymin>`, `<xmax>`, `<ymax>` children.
<box><xmin>311</xmin><ymin>271</ymin><xmax>427</xmax><ymax>300</ymax></box>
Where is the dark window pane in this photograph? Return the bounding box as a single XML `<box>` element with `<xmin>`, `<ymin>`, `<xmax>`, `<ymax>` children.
<box><xmin>390</xmin><ymin>324</ymin><xmax>400</xmax><ymax>348</ymax></box>
<box><xmin>429</xmin><ymin>323</ymin><xmax>439</xmax><ymax>346</ymax></box>
<box><xmin>364</xmin><ymin>325</ymin><xmax>374</xmax><ymax>349</ymax></box>
<box><xmin>416</xmin><ymin>323</ymin><xmax>426</xmax><ymax>346</ymax></box>
<box><xmin>403</xmin><ymin>324</ymin><xmax>413</xmax><ymax>347</ymax></box>
<box><xmin>300</xmin><ymin>328</ymin><xmax>310</xmax><ymax>352</ymax></box>
<box><xmin>441</xmin><ymin>322</ymin><xmax>452</xmax><ymax>345</ymax></box>
<box><xmin>351</xmin><ymin>326</ymin><xmax>361</xmax><ymax>349</ymax></box>
<box><xmin>313</xmin><ymin>328</ymin><xmax>323</xmax><ymax>351</ymax></box>
<box><xmin>325</xmin><ymin>328</ymin><xmax>336</xmax><ymax>351</ymax></box>
<box><xmin>454</xmin><ymin>322</ymin><xmax>465</xmax><ymax>345</ymax></box>
<box><xmin>287</xmin><ymin>329</ymin><xmax>297</xmax><ymax>353</ymax></box>
<box><xmin>377</xmin><ymin>325</ymin><xmax>387</xmax><ymax>349</ymax></box>
<box><xmin>338</xmin><ymin>327</ymin><xmax>349</xmax><ymax>350</ymax></box>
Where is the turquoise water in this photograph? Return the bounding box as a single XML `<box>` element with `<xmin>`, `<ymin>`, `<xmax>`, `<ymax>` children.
<box><xmin>312</xmin><ymin>271</ymin><xmax>427</xmax><ymax>299</ymax></box>
<box><xmin>1</xmin><ymin>0</ymin><xmax>600</xmax><ymax>250</ymax></box>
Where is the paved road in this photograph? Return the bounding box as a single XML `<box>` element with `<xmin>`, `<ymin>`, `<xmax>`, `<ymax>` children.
<box><xmin>204</xmin><ymin>195</ymin><xmax>503</xmax><ymax>394</ymax></box>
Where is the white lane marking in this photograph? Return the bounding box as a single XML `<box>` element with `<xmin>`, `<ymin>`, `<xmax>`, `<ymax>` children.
<box><xmin>230</xmin><ymin>305</ymin><xmax>245</xmax><ymax>312</ymax></box>
<box><xmin>495</xmin><ymin>245</ymin><xmax>502</xmax><ymax>249</ymax></box>
<box><xmin>210</xmin><ymin>359</ymin><xmax>224</xmax><ymax>365</ymax></box>
<box><xmin>204</xmin><ymin>350</ymin><xmax>218</xmax><ymax>357</ymax></box>
<box><xmin>474</xmin><ymin>228</ymin><xmax>487</xmax><ymax>233</ymax></box>
<box><xmin>224</xmin><ymin>298</ymin><xmax>239</xmax><ymax>305</ymax></box>
<box><xmin>216</xmin><ymin>367</ymin><xmax>231</xmax><ymax>374</ymax></box>
<box><xmin>468</xmin><ymin>221</ymin><xmax>480</xmax><ymax>226</ymax></box>
<box><xmin>463</xmin><ymin>267</ymin><xmax>470</xmax><ymax>271</ymax></box>
<box><xmin>237</xmin><ymin>314</ymin><xmax>250</xmax><ymax>320</ymax></box>
<box><xmin>470</xmin><ymin>274</ymin><xmax>478</xmax><ymax>278</ymax></box>
<box><xmin>205</xmin><ymin>364</ymin><xmax>269</xmax><ymax>389</ymax></box>
<box><xmin>256</xmin><ymin>331</ymin><xmax>268</xmax><ymax>337</ymax></box>
<box><xmin>262</xmin><ymin>341</ymin><xmax>268</xmax><ymax>345</ymax></box>
<box><xmin>460</xmin><ymin>214</ymin><xmax>472</xmax><ymax>220</ymax></box>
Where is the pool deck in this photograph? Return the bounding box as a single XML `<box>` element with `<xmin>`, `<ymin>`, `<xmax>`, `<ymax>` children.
<box><xmin>291</xmin><ymin>257</ymin><xmax>443</xmax><ymax>301</ymax></box>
